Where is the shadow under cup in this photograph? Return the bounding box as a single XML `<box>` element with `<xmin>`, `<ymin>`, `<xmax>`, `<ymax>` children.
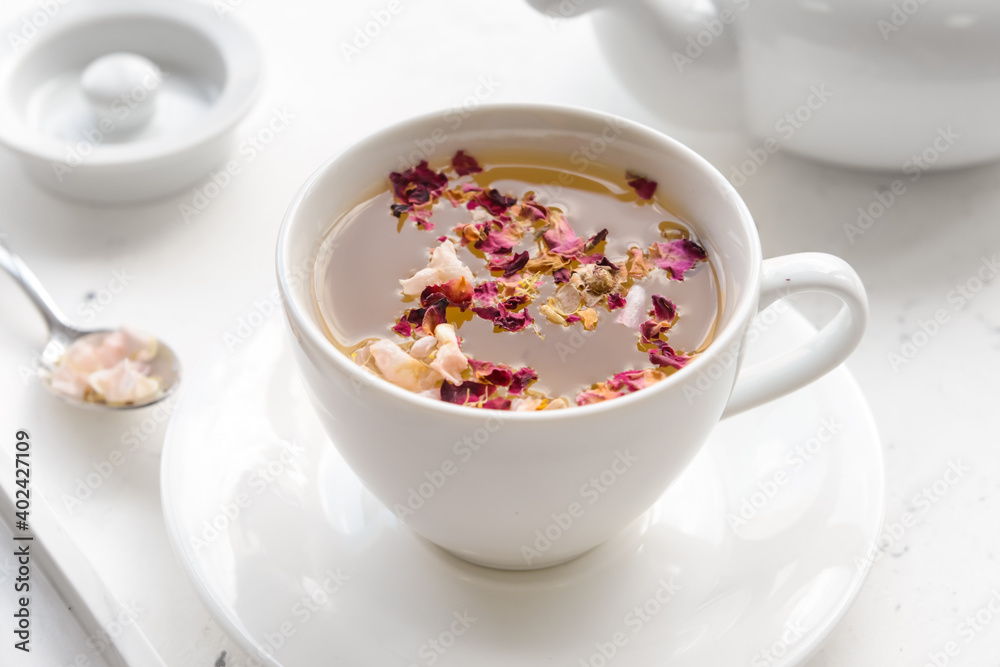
<box><xmin>278</xmin><ymin>105</ymin><xmax>761</xmax><ymax>570</ymax></box>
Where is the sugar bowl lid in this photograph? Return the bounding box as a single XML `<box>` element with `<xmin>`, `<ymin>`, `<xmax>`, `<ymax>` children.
<box><xmin>0</xmin><ymin>0</ymin><xmax>262</xmax><ymax>203</ymax></box>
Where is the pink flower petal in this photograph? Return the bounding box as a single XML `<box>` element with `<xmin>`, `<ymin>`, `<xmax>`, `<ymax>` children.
<box><xmin>607</xmin><ymin>293</ymin><xmax>626</xmax><ymax>310</ymax></box>
<box><xmin>509</xmin><ymin>367</ymin><xmax>538</xmax><ymax>395</ymax></box>
<box><xmin>452</xmin><ymin>150</ymin><xmax>483</xmax><ymax>176</ymax></box>
<box><xmin>471</xmin><ymin>303</ymin><xmax>535</xmax><ymax>332</ymax></box>
<box><xmin>440</xmin><ymin>380</ymin><xmax>493</xmax><ymax>405</ymax></box>
<box><xmin>626</xmin><ymin>171</ymin><xmax>657</xmax><ymax>200</ymax></box>
<box><xmin>648</xmin><ymin>342</ymin><xmax>691</xmax><ymax>369</ymax></box>
<box><xmin>649</xmin><ymin>239</ymin><xmax>707</xmax><ymax>280</ymax></box>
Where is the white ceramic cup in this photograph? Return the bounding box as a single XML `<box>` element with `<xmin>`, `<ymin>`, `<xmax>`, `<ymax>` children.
<box><xmin>277</xmin><ymin>104</ymin><xmax>868</xmax><ymax>570</ymax></box>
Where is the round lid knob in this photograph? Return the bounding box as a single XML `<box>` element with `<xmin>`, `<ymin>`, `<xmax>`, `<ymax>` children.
<box><xmin>81</xmin><ymin>53</ymin><xmax>162</xmax><ymax>134</ymax></box>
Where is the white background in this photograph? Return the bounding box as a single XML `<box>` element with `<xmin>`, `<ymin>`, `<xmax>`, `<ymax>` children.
<box><xmin>1</xmin><ymin>0</ymin><xmax>999</xmax><ymax>665</ymax></box>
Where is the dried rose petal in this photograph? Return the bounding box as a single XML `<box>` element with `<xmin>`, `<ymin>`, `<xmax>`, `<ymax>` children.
<box><xmin>473</xmin><ymin>280</ymin><xmax>500</xmax><ymax>306</ymax></box>
<box><xmin>509</xmin><ymin>367</ymin><xmax>538</xmax><ymax>395</ymax></box>
<box><xmin>409</xmin><ymin>335</ymin><xmax>438</xmax><ymax>360</ymax></box>
<box><xmin>410</xmin><ymin>208</ymin><xmax>435</xmax><ymax>232</ymax></box>
<box><xmin>421</xmin><ymin>276</ymin><xmax>473</xmax><ymax>310</ymax></box>
<box><xmin>596</xmin><ymin>256</ymin><xmax>620</xmax><ymax>272</ymax></box>
<box><xmin>607</xmin><ymin>293</ymin><xmax>626</xmax><ymax>310</ymax></box>
<box><xmin>391</xmin><ymin>317</ymin><xmax>412</xmax><ymax>338</ymax></box>
<box><xmin>626</xmin><ymin>171</ymin><xmax>657</xmax><ymax>200</ymax></box>
<box><xmin>639</xmin><ymin>296</ymin><xmax>677</xmax><ymax>342</ymax></box>
<box><xmin>501</xmin><ymin>294</ymin><xmax>530</xmax><ymax>310</ymax></box>
<box><xmin>421</xmin><ymin>298</ymin><xmax>449</xmax><ymax>334</ymax></box>
<box><xmin>488</xmin><ymin>251</ymin><xmax>529</xmax><ymax>277</ymax></box>
<box><xmin>515</xmin><ymin>195</ymin><xmax>548</xmax><ymax>222</ymax></box>
<box><xmin>452</xmin><ymin>150</ymin><xmax>483</xmax><ymax>176</ymax></box>
<box><xmin>649</xmin><ymin>342</ymin><xmax>691</xmax><ymax>369</ymax></box>
<box><xmin>626</xmin><ymin>247</ymin><xmax>655</xmax><ymax>279</ymax></box>
<box><xmin>390</xmin><ymin>161</ymin><xmax>448</xmax><ymax>207</ymax></box>
<box><xmin>440</xmin><ymin>380</ymin><xmax>493</xmax><ymax>405</ymax></box>
<box><xmin>553</xmin><ymin>268</ymin><xmax>571</xmax><ymax>284</ymax></box>
<box><xmin>472</xmin><ymin>303</ymin><xmax>535</xmax><ymax>333</ymax></box>
<box><xmin>650</xmin><ymin>294</ymin><xmax>677</xmax><ymax>322</ymax></box>
<box><xmin>542</xmin><ymin>213</ymin><xmax>586</xmax><ymax>258</ymax></box>
<box><xmin>369</xmin><ymin>340</ymin><xmax>440</xmax><ymax>392</ymax></box>
<box><xmin>468</xmin><ymin>188</ymin><xmax>517</xmax><ymax>216</ymax></box>
<box><xmin>477</xmin><ymin>224</ymin><xmax>523</xmax><ymax>255</ymax></box>
<box><xmin>469</xmin><ymin>359</ymin><xmax>514</xmax><ymax>387</ymax></box>
<box><xmin>511</xmin><ymin>396</ymin><xmax>545</xmax><ymax>411</ymax></box>
<box><xmin>428</xmin><ymin>323</ymin><xmax>468</xmax><ymax>384</ymax></box>
<box><xmin>400</xmin><ymin>240</ymin><xmax>476</xmax><ymax>296</ymax></box>
<box><xmin>565</xmin><ymin>313</ymin><xmax>581</xmax><ymax>324</ymax></box>
<box><xmin>481</xmin><ymin>397</ymin><xmax>512</xmax><ymax>410</ymax></box>
<box><xmin>648</xmin><ymin>239</ymin><xmax>707</xmax><ymax>280</ymax></box>
<box><xmin>576</xmin><ymin>385</ymin><xmax>622</xmax><ymax>406</ymax></box>
<box><xmin>576</xmin><ymin>368</ymin><xmax>669</xmax><ymax>406</ymax></box>
<box><xmin>607</xmin><ymin>369</ymin><xmax>661</xmax><ymax>392</ymax></box>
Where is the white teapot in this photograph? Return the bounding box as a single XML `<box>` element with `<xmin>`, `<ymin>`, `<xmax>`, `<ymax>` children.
<box><xmin>527</xmin><ymin>0</ymin><xmax>1000</xmax><ymax>171</ymax></box>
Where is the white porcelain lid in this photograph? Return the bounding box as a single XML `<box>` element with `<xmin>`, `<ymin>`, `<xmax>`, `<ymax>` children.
<box><xmin>0</xmin><ymin>0</ymin><xmax>261</xmax><ymax>199</ymax></box>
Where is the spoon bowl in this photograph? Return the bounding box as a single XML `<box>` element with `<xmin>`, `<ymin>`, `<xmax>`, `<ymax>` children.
<box><xmin>0</xmin><ymin>242</ymin><xmax>181</xmax><ymax>410</ymax></box>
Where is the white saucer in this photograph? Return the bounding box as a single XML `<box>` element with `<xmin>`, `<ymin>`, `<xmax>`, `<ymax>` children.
<box><xmin>161</xmin><ymin>307</ymin><xmax>883</xmax><ymax>667</ymax></box>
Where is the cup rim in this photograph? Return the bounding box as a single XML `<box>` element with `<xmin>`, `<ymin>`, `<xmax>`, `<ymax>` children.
<box><xmin>277</xmin><ymin>102</ymin><xmax>762</xmax><ymax>421</ymax></box>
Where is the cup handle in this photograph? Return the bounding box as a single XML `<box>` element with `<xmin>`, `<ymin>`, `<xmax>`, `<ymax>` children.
<box><xmin>721</xmin><ymin>253</ymin><xmax>869</xmax><ymax>418</ymax></box>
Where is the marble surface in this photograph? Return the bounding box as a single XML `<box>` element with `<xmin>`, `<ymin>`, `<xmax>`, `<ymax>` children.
<box><xmin>0</xmin><ymin>0</ymin><xmax>998</xmax><ymax>665</ymax></box>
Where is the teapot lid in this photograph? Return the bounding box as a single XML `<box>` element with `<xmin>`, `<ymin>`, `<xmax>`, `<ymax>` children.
<box><xmin>0</xmin><ymin>0</ymin><xmax>262</xmax><ymax>202</ymax></box>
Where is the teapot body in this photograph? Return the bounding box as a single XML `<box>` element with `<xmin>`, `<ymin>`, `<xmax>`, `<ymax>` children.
<box><xmin>737</xmin><ymin>0</ymin><xmax>1000</xmax><ymax>170</ymax></box>
<box><xmin>580</xmin><ymin>0</ymin><xmax>1000</xmax><ymax>170</ymax></box>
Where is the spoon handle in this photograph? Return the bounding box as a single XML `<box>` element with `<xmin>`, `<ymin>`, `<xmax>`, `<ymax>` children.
<box><xmin>0</xmin><ymin>241</ymin><xmax>79</xmax><ymax>338</ymax></box>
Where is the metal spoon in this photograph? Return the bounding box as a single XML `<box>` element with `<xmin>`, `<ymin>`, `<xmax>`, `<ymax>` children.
<box><xmin>0</xmin><ymin>241</ymin><xmax>180</xmax><ymax>409</ymax></box>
